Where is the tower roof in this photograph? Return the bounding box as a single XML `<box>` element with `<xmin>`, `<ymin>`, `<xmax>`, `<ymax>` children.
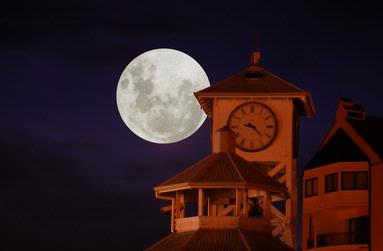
<box><xmin>155</xmin><ymin>152</ymin><xmax>286</xmax><ymax>194</ymax></box>
<box><xmin>194</xmin><ymin>65</ymin><xmax>315</xmax><ymax>117</ymax></box>
<box><xmin>305</xmin><ymin>99</ymin><xmax>383</xmax><ymax>170</ymax></box>
<box><xmin>347</xmin><ymin>116</ymin><xmax>383</xmax><ymax>158</ymax></box>
<box><xmin>145</xmin><ymin>228</ymin><xmax>294</xmax><ymax>251</ymax></box>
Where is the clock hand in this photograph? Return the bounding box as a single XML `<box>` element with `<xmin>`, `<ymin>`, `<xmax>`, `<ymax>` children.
<box><xmin>243</xmin><ymin>123</ymin><xmax>261</xmax><ymax>135</ymax></box>
<box><xmin>243</xmin><ymin>123</ymin><xmax>254</xmax><ymax>129</ymax></box>
<box><xmin>253</xmin><ymin>126</ymin><xmax>261</xmax><ymax>135</ymax></box>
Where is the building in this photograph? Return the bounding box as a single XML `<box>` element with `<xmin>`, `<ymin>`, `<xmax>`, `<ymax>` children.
<box><xmin>302</xmin><ymin>98</ymin><xmax>383</xmax><ymax>251</ymax></box>
<box><xmin>146</xmin><ymin>52</ymin><xmax>314</xmax><ymax>250</ymax></box>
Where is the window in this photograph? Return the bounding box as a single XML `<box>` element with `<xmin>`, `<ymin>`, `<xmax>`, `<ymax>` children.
<box><xmin>325</xmin><ymin>173</ymin><xmax>338</xmax><ymax>193</ymax></box>
<box><xmin>305</xmin><ymin>178</ymin><xmax>318</xmax><ymax>197</ymax></box>
<box><xmin>342</xmin><ymin>172</ymin><xmax>368</xmax><ymax>190</ymax></box>
<box><xmin>245</xmin><ymin>72</ymin><xmax>264</xmax><ymax>80</ymax></box>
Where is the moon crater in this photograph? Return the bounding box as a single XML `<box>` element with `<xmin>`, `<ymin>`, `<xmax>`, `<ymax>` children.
<box><xmin>116</xmin><ymin>49</ymin><xmax>210</xmax><ymax>143</ymax></box>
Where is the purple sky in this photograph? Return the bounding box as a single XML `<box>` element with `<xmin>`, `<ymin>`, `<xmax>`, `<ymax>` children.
<box><xmin>2</xmin><ymin>0</ymin><xmax>383</xmax><ymax>250</ymax></box>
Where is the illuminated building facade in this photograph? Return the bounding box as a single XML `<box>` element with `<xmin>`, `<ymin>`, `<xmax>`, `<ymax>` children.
<box><xmin>146</xmin><ymin>52</ymin><xmax>314</xmax><ymax>250</ymax></box>
<box><xmin>302</xmin><ymin>98</ymin><xmax>383</xmax><ymax>251</ymax></box>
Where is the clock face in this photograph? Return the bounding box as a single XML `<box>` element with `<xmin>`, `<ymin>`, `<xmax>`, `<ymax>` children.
<box><xmin>227</xmin><ymin>102</ymin><xmax>277</xmax><ymax>152</ymax></box>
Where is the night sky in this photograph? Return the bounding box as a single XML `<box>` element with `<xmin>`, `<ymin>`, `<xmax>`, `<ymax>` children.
<box><xmin>2</xmin><ymin>1</ymin><xmax>383</xmax><ymax>250</ymax></box>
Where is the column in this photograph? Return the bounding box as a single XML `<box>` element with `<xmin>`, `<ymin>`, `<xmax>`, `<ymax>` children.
<box><xmin>235</xmin><ymin>188</ymin><xmax>241</xmax><ymax>216</ymax></box>
<box><xmin>242</xmin><ymin>189</ymin><xmax>248</xmax><ymax>215</ymax></box>
<box><xmin>198</xmin><ymin>188</ymin><xmax>204</xmax><ymax>216</ymax></box>
<box><xmin>264</xmin><ymin>192</ymin><xmax>271</xmax><ymax>222</ymax></box>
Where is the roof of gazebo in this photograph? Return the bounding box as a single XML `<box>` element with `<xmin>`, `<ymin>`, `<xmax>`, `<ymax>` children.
<box><xmin>145</xmin><ymin>228</ymin><xmax>294</xmax><ymax>251</ymax></box>
<box><xmin>155</xmin><ymin>152</ymin><xmax>286</xmax><ymax>195</ymax></box>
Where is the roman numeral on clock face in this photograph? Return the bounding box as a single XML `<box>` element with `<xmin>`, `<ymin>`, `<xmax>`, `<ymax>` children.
<box><xmin>228</xmin><ymin>102</ymin><xmax>277</xmax><ymax>152</ymax></box>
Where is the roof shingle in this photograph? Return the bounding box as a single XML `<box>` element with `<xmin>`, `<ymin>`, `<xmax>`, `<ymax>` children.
<box><xmin>196</xmin><ymin>67</ymin><xmax>306</xmax><ymax>94</ymax></box>
<box><xmin>145</xmin><ymin>228</ymin><xmax>294</xmax><ymax>251</ymax></box>
<box><xmin>156</xmin><ymin>153</ymin><xmax>286</xmax><ymax>193</ymax></box>
<box><xmin>194</xmin><ymin>66</ymin><xmax>315</xmax><ymax>117</ymax></box>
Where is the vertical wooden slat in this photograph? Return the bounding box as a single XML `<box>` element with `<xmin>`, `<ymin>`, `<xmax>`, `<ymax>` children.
<box><xmin>207</xmin><ymin>197</ymin><xmax>210</xmax><ymax>216</ymax></box>
<box><xmin>242</xmin><ymin>189</ymin><xmax>248</xmax><ymax>215</ymax></box>
<box><xmin>170</xmin><ymin>199</ymin><xmax>174</xmax><ymax>233</ymax></box>
<box><xmin>211</xmin><ymin>205</ymin><xmax>217</xmax><ymax>216</ymax></box>
<box><xmin>235</xmin><ymin>188</ymin><xmax>241</xmax><ymax>216</ymax></box>
<box><xmin>175</xmin><ymin>191</ymin><xmax>181</xmax><ymax>219</ymax></box>
<box><xmin>217</xmin><ymin>205</ymin><xmax>224</xmax><ymax>216</ymax></box>
<box><xmin>198</xmin><ymin>188</ymin><xmax>204</xmax><ymax>216</ymax></box>
<box><xmin>180</xmin><ymin>193</ymin><xmax>185</xmax><ymax>218</ymax></box>
<box><xmin>264</xmin><ymin>192</ymin><xmax>271</xmax><ymax>223</ymax></box>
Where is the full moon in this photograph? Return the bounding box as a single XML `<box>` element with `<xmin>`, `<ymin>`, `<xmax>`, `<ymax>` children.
<box><xmin>116</xmin><ymin>48</ymin><xmax>210</xmax><ymax>143</ymax></box>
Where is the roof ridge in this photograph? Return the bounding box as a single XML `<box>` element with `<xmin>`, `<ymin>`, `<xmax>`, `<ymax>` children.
<box><xmin>190</xmin><ymin>153</ymin><xmax>221</xmax><ymax>182</ymax></box>
<box><xmin>200</xmin><ymin>71</ymin><xmax>243</xmax><ymax>91</ymax></box>
<box><xmin>227</xmin><ymin>153</ymin><xmax>246</xmax><ymax>182</ymax></box>
<box><xmin>237</xmin><ymin>229</ymin><xmax>252</xmax><ymax>251</ymax></box>
<box><xmin>145</xmin><ymin>232</ymin><xmax>177</xmax><ymax>250</ymax></box>
<box><xmin>304</xmin><ymin>128</ymin><xmax>369</xmax><ymax>169</ymax></box>
<box><xmin>343</xmin><ymin>120</ymin><xmax>381</xmax><ymax>162</ymax></box>
<box><xmin>158</xmin><ymin>154</ymin><xmax>213</xmax><ymax>186</ymax></box>
<box><xmin>263</xmin><ymin>69</ymin><xmax>307</xmax><ymax>93</ymax></box>
<box><xmin>183</xmin><ymin>229</ymin><xmax>202</xmax><ymax>251</ymax></box>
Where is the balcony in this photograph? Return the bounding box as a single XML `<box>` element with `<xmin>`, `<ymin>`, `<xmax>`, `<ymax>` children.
<box><xmin>175</xmin><ymin>216</ymin><xmax>268</xmax><ymax>232</ymax></box>
<box><xmin>306</xmin><ymin>232</ymin><xmax>369</xmax><ymax>250</ymax></box>
<box><xmin>317</xmin><ymin>232</ymin><xmax>369</xmax><ymax>247</ymax></box>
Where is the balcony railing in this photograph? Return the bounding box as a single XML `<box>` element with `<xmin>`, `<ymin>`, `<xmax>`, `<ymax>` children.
<box><xmin>175</xmin><ymin>216</ymin><xmax>268</xmax><ymax>232</ymax></box>
<box><xmin>316</xmin><ymin>232</ymin><xmax>369</xmax><ymax>247</ymax></box>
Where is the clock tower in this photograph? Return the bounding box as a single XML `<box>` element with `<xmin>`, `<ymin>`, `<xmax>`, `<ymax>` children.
<box><xmin>194</xmin><ymin>52</ymin><xmax>315</xmax><ymax>248</ymax></box>
<box><xmin>146</xmin><ymin>51</ymin><xmax>315</xmax><ymax>251</ymax></box>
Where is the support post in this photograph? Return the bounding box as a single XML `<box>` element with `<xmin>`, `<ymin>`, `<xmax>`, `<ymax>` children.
<box><xmin>242</xmin><ymin>189</ymin><xmax>248</xmax><ymax>215</ymax></box>
<box><xmin>235</xmin><ymin>188</ymin><xmax>241</xmax><ymax>216</ymax></box>
<box><xmin>207</xmin><ymin>197</ymin><xmax>210</xmax><ymax>216</ymax></box>
<box><xmin>264</xmin><ymin>192</ymin><xmax>271</xmax><ymax>223</ymax></box>
<box><xmin>180</xmin><ymin>193</ymin><xmax>185</xmax><ymax>218</ymax></box>
<box><xmin>211</xmin><ymin>205</ymin><xmax>217</xmax><ymax>216</ymax></box>
<box><xmin>175</xmin><ymin>191</ymin><xmax>181</xmax><ymax>219</ymax></box>
<box><xmin>198</xmin><ymin>188</ymin><xmax>204</xmax><ymax>216</ymax></box>
<box><xmin>171</xmin><ymin>199</ymin><xmax>175</xmax><ymax>232</ymax></box>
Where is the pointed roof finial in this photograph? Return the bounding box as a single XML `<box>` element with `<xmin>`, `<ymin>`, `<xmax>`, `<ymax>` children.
<box><xmin>251</xmin><ymin>51</ymin><xmax>261</xmax><ymax>65</ymax></box>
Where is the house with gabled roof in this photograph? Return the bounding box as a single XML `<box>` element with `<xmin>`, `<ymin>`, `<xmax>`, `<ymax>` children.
<box><xmin>302</xmin><ymin>98</ymin><xmax>383</xmax><ymax>251</ymax></box>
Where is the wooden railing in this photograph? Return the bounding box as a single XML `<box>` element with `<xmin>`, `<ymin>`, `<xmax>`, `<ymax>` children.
<box><xmin>317</xmin><ymin>232</ymin><xmax>369</xmax><ymax>247</ymax></box>
<box><xmin>174</xmin><ymin>216</ymin><xmax>268</xmax><ymax>232</ymax></box>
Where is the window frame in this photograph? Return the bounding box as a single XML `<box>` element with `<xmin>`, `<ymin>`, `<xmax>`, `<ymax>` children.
<box><xmin>305</xmin><ymin>177</ymin><xmax>318</xmax><ymax>198</ymax></box>
<box><xmin>341</xmin><ymin>171</ymin><xmax>368</xmax><ymax>190</ymax></box>
<box><xmin>325</xmin><ymin>172</ymin><xmax>339</xmax><ymax>193</ymax></box>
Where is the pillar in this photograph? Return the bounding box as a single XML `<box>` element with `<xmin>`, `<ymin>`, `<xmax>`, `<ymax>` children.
<box><xmin>198</xmin><ymin>188</ymin><xmax>204</xmax><ymax>216</ymax></box>
<box><xmin>235</xmin><ymin>188</ymin><xmax>241</xmax><ymax>216</ymax></box>
<box><xmin>242</xmin><ymin>189</ymin><xmax>248</xmax><ymax>215</ymax></box>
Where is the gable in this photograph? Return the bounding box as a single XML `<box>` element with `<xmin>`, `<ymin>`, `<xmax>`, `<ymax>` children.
<box><xmin>194</xmin><ymin>66</ymin><xmax>315</xmax><ymax>117</ymax></box>
<box><xmin>347</xmin><ymin>116</ymin><xmax>383</xmax><ymax>159</ymax></box>
<box><xmin>305</xmin><ymin>129</ymin><xmax>369</xmax><ymax>170</ymax></box>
